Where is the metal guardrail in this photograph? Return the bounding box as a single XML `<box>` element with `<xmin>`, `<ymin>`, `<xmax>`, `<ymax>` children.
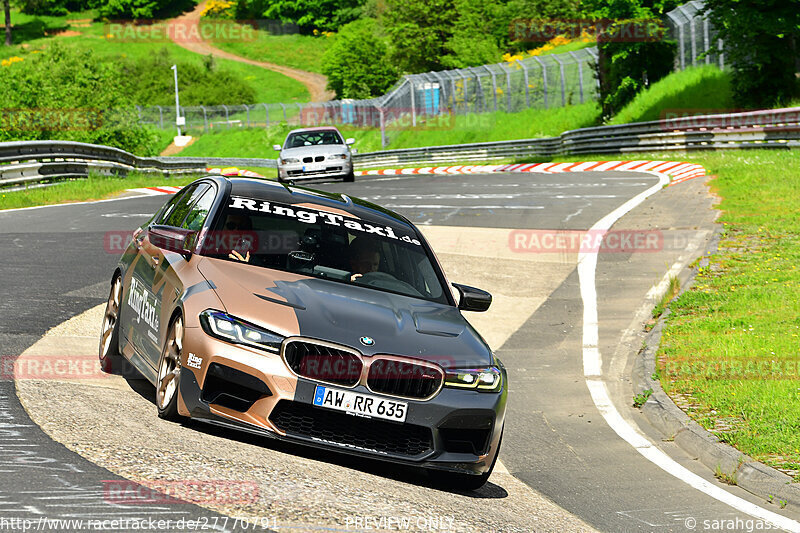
<box><xmin>350</xmin><ymin>107</ymin><xmax>800</xmax><ymax>167</ymax></box>
<box><xmin>0</xmin><ymin>141</ymin><xmax>208</xmax><ymax>189</ymax></box>
<box><xmin>2</xmin><ymin>107</ymin><xmax>798</xmax><ymax>189</ymax></box>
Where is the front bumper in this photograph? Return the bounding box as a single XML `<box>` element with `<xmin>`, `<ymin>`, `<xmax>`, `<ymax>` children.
<box><xmin>179</xmin><ymin>331</ymin><xmax>507</xmax><ymax>476</ymax></box>
<box><xmin>277</xmin><ymin>159</ymin><xmax>353</xmax><ymax>180</ymax></box>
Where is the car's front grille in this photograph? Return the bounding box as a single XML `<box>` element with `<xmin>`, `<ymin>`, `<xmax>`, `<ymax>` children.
<box><xmin>367</xmin><ymin>358</ymin><xmax>443</xmax><ymax>399</ymax></box>
<box><xmin>270</xmin><ymin>400</ymin><xmax>433</xmax><ymax>457</ymax></box>
<box><xmin>283</xmin><ymin>340</ymin><xmax>362</xmax><ymax>387</ymax></box>
<box><xmin>301</xmin><ymin>156</ymin><xmax>326</xmax><ymax>163</ymax></box>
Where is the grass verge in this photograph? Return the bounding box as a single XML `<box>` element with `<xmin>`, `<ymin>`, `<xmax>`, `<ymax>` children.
<box><xmin>0</xmin><ymin>172</ymin><xmax>201</xmax><ymax>210</ymax></box>
<box><xmin>610</xmin><ymin>149</ymin><xmax>800</xmax><ymax>482</ymax></box>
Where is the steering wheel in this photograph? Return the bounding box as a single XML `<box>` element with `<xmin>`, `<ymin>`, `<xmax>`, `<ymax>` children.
<box><xmin>355</xmin><ymin>271</ymin><xmax>423</xmax><ymax>297</ymax></box>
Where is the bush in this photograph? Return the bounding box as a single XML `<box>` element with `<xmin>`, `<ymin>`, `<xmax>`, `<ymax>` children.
<box><xmin>0</xmin><ymin>45</ymin><xmax>157</xmax><ymax>154</ymax></box>
<box><xmin>235</xmin><ymin>0</ymin><xmax>366</xmax><ymax>33</ymax></box>
<box><xmin>321</xmin><ymin>19</ymin><xmax>398</xmax><ymax>99</ymax></box>
<box><xmin>18</xmin><ymin>0</ymin><xmax>92</xmax><ymax>16</ymax></box>
<box><xmin>118</xmin><ymin>49</ymin><xmax>258</xmax><ymax>106</ymax></box>
<box><xmin>98</xmin><ymin>0</ymin><xmax>195</xmax><ymax>19</ymax></box>
<box><xmin>704</xmin><ymin>0</ymin><xmax>800</xmax><ymax>108</ymax></box>
<box><xmin>596</xmin><ymin>20</ymin><xmax>676</xmax><ymax>118</ymax></box>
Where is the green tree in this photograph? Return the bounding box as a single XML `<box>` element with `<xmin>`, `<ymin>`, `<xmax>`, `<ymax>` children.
<box><xmin>382</xmin><ymin>0</ymin><xmax>456</xmax><ymax>73</ymax></box>
<box><xmin>583</xmin><ymin>0</ymin><xmax>679</xmax><ymax>119</ymax></box>
<box><xmin>441</xmin><ymin>0</ymin><xmax>504</xmax><ymax>68</ymax></box>
<box><xmin>238</xmin><ymin>0</ymin><xmax>366</xmax><ymax>33</ymax></box>
<box><xmin>3</xmin><ymin>0</ymin><xmax>10</xmax><ymax>46</ymax></box>
<box><xmin>321</xmin><ymin>18</ymin><xmax>398</xmax><ymax>98</ymax></box>
<box><xmin>704</xmin><ymin>0</ymin><xmax>800</xmax><ymax>108</ymax></box>
<box><xmin>99</xmin><ymin>0</ymin><xmax>194</xmax><ymax>19</ymax></box>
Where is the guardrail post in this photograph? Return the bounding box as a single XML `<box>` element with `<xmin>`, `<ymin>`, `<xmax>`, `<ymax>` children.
<box><xmin>677</xmin><ymin>19</ymin><xmax>686</xmax><ymax>69</ymax></box>
<box><xmin>689</xmin><ymin>16</ymin><xmax>697</xmax><ymax>66</ymax></box>
<box><xmin>703</xmin><ymin>17</ymin><xmax>710</xmax><ymax>65</ymax></box>
<box><xmin>202</xmin><ymin>106</ymin><xmax>208</xmax><ymax>132</ymax></box>
<box><xmin>533</xmin><ymin>56</ymin><xmax>548</xmax><ymax>108</ymax></box>
<box><xmin>517</xmin><ymin>60</ymin><xmax>530</xmax><ymax>108</ymax></box>
<box><xmin>245</xmin><ymin>105</ymin><xmax>251</xmax><ymax>128</ymax></box>
<box><xmin>484</xmin><ymin>66</ymin><xmax>498</xmax><ymax>112</ymax></box>
<box><xmin>570</xmin><ymin>52</ymin><xmax>584</xmax><ymax>104</ymax></box>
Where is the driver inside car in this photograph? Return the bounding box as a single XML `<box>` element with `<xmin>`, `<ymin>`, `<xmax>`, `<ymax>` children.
<box><xmin>223</xmin><ymin>214</ymin><xmax>254</xmax><ymax>263</ymax></box>
<box><xmin>348</xmin><ymin>237</ymin><xmax>380</xmax><ymax>281</ymax></box>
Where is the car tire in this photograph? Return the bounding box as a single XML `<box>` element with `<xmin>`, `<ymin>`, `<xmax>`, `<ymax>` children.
<box><xmin>99</xmin><ymin>275</ymin><xmax>123</xmax><ymax>374</ymax></box>
<box><xmin>343</xmin><ymin>169</ymin><xmax>355</xmax><ymax>182</ymax></box>
<box><xmin>156</xmin><ymin>314</ymin><xmax>185</xmax><ymax>421</ymax></box>
<box><xmin>438</xmin><ymin>428</ymin><xmax>503</xmax><ymax>491</ymax></box>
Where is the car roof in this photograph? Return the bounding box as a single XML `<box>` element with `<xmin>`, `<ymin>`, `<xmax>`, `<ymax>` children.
<box><xmin>223</xmin><ymin>177</ymin><xmax>417</xmax><ymax>231</ymax></box>
<box><xmin>286</xmin><ymin>126</ymin><xmax>342</xmax><ymax>135</ymax></box>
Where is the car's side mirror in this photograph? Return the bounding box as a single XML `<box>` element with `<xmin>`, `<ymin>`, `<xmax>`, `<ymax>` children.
<box><xmin>452</xmin><ymin>283</ymin><xmax>492</xmax><ymax>312</ymax></box>
<box><xmin>345</xmin><ymin>138</ymin><xmax>355</xmax><ymax>145</ymax></box>
<box><xmin>273</xmin><ymin>144</ymin><xmax>282</xmax><ymax>151</ymax></box>
<box><xmin>148</xmin><ymin>226</ymin><xmax>196</xmax><ymax>260</ymax></box>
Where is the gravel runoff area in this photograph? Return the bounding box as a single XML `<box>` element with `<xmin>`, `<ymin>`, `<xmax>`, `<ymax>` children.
<box><xmin>14</xmin><ymin>225</ymin><xmax>595</xmax><ymax>533</ymax></box>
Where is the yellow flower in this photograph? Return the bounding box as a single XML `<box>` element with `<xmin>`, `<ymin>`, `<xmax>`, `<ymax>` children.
<box><xmin>1</xmin><ymin>56</ymin><xmax>24</xmax><ymax>67</ymax></box>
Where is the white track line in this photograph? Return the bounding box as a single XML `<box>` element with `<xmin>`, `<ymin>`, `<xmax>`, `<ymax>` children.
<box><xmin>0</xmin><ymin>193</ymin><xmax>154</xmax><ymax>214</ymax></box>
<box><xmin>578</xmin><ymin>171</ymin><xmax>800</xmax><ymax>532</ymax></box>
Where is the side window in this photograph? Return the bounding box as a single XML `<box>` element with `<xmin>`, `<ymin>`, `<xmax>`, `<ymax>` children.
<box><xmin>165</xmin><ymin>184</ymin><xmax>210</xmax><ymax>228</ymax></box>
<box><xmin>182</xmin><ymin>187</ymin><xmax>216</xmax><ymax>231</ymax></box>
<box><xmin>156</xmin><ymin>188</ymin><xmax>192</xmax><ymax>225</ymax></box>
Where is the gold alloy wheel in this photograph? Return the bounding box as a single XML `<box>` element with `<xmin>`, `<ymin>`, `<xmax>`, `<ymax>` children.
<box><xmin>99</xmin><ymin>276</ymin><xmax>122</xmax><ymax>362</ymax></box>
<box><xmin>157</xmin><ymin>316</ymin><xmax>183</xmax><ymax>411</ymax></box>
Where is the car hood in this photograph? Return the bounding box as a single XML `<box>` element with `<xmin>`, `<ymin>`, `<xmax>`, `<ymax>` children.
<box><xmin>280</xmin><ymin>146</ymin><xmax>348</xmax><ymax>158</ymax></box>
<box><xmin>198</xmin><ymin>257</ymin><xmax>492</xmax><ymax>368</ymax></box>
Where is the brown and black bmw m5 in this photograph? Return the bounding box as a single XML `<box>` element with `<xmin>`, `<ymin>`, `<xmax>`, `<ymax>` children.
<box><xmin>99</xmin><ymin>175</ymin><xmax>507</xmax><ymax>488</ymax></box>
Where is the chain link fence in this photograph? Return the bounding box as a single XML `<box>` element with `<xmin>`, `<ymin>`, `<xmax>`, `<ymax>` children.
<box><xmin>665</xmin><ymin>0</ymin><xmax>724</xmax><ymax>70</ymax></box>
<box><xmin>137</xmin><ymin>46</ymin><xmax>600</xmax><ymax>146</ymax></box>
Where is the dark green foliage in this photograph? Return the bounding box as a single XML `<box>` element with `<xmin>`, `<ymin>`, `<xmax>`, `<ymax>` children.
<box><xmin>704</xmin><ymin>0</ymin><xmax>800</xmax><ymax>108</ymax></box>
<box><xmin>0</xmin><ymin>44</ymin><xmax>157</xmax><ymax>153</ymax></box>
<box><xmin>18</xmin><ymin>0</ymin><xmax>90</xmax><ymax>16</ymax></box>
<box><xmin>596</xmin><ymin>19</ymin><xmax>676</xmax><ymax>118</ymax></box>
<box><xmin>321</xmin><ymin>18</ymin><xmax>398</xmax><ymax>98</ymax></box>
<box><xmin>98</xmin><ymin>0</ymin><xmax>195</xmax><ymax>19</ymax></box>
<box><xmin>119</xmin><ymin>49</ymin><xmax>258</xmax><ymax>106</ymax></box>
<box><xmin>583</xmin><ymin>0</ymin><xmax>679</xmax><ymax>119</ymax></box>
<box><xmin>235</xmin><ymin>0</ymin><xmax>366</xmax><ymax>33</ymax></box>
<box><xmin>383</xmin><ymin>0</ymin><xmax>456</xmax><ymax>73</ymax></box>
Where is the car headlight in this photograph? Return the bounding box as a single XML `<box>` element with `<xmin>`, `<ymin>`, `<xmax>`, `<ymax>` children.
<box><xmin>444</xmin><ymin>366</ymin><xmax>502</xmax><ymax>392</ymax></box>
<box><xmin>199</xmin><ymin>310</ymin><xmax>283</xmax><ymax>353</ymax></box>
<box><xmin>330</xmin><ymin>154</ymin><xmax>348</xmax><ymax>160</ymax></box>
<box><xmin>280</xmin><ymin>158</ymin><xmax>300</xmax><ymax>164</ymax></box>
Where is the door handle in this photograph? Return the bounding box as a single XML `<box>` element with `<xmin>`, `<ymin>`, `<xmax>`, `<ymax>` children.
<box><xmin>151</xmin><ymin>256</ymin><xmax>160</xmax><ymax>266</ymax></box>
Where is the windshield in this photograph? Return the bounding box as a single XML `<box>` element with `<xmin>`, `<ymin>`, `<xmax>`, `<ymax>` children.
<box><xmin>201</xmin><ymin>195</ymin><xmax>450</xmax><ymax>304</ymax></box>
<box><xmin>285</xmin><ymin>130</ymin><xmax>343</xmax><ymax>148</ymax></box>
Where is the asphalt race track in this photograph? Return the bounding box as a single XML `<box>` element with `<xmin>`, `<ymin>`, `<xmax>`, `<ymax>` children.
<box><xmin>2</xmin><ymin>171</ymin><xmax>799</xmax><ymax>532</ymax></box>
